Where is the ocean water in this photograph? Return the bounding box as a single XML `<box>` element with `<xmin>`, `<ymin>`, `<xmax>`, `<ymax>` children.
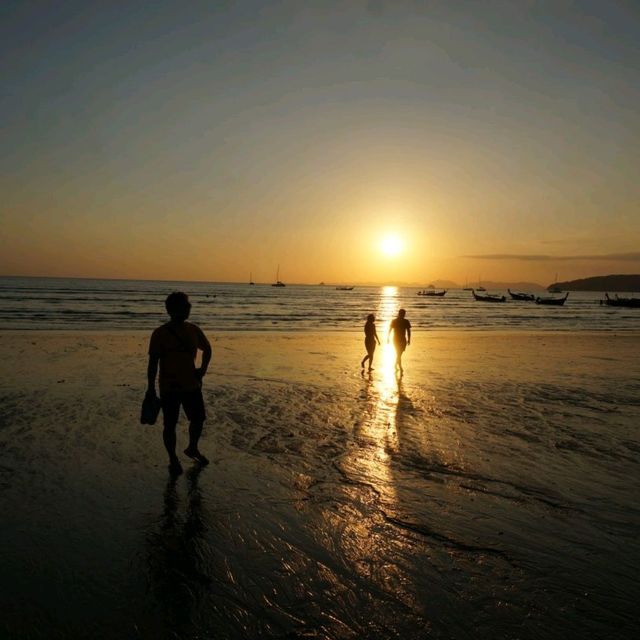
<box><xmin>0</xmin><ymin>276</ymin><xmax>638</xmax><ymax>331</ymax></box>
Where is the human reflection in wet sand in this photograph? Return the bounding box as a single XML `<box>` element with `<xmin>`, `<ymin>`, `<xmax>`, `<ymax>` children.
<box><xmin>352</xmin><ymin>348</ymin><xmax>402</xmax><ymax>505</ymax></box>
<box><xmin>356</xmin><ymin>364</ymin><xmax>417</xmax><ymax>501</ymax></box>
<box><xmin>391</xmin><ymin>376</ymin><xmax>415</xmax><ymax>452</ymax></box>
<box><xmin>145</xmin><ymin>465</ymin><xmax>210</xmax><ymax>637</ymax></box>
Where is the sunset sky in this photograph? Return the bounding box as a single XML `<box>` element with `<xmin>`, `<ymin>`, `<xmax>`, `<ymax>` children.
<box><xmin>2</xmin><ymin>1</ymin><xmax>639</xmax><ymax>285</ymax></box>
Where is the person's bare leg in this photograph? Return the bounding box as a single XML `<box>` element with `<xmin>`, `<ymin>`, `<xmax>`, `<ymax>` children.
<box><xmin>163</xmin><ymin>423</ymin><xmax>183</xmax><ymax>475</ymax></box>
<box><xmin>184</xmin><ymin>421</ymin><xmax>209</xmax><ymax>465</ymax></box>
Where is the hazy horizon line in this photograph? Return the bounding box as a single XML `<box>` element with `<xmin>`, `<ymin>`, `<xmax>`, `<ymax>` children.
<box><xmin>4</xmin><ymin>273</ymin><xmax>639</xmax><ymax>288</ymax></box>
<box><xmin>463</xmin><ymin>252</ymin><xmax>640</xmax><ymax>262</ymax></box>
<box><xmin>0</xmin><ymin>273</ymin><xmax>542</xmax><ymax>287</ymax></box>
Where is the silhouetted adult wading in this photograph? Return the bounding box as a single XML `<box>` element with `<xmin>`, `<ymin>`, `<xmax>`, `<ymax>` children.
<box><xmin>360</xmin><ymin>313</ymin><xmax>381</xmax><ymax>372</ymax></box>
<box><xmin>388</xmin><ymin>308</ymin><xmax>411</xmax><ymax>375</ymax></box>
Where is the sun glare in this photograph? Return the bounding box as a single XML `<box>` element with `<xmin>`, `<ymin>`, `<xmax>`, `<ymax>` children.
<box><xmin>380</xmin><ymin>235</ymin><xmax>403</xmax><ymax>257</ymax></box>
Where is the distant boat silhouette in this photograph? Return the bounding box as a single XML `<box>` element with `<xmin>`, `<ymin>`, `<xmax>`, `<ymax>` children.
<box><xmin>336</xmin><ymin>286</ymin><xmax>354</xmax><ymax>290</ymax></box>
<box><xmin>548</xmin><ymin>272</ymin><xmax>562</xmax><ymax>293</ymax></box>
<box><xmin>417</xmin><ymin>289</ymin><xmax>447</xmax><ymax>297</ymax></box>
<box><xmin>272</xmin><ymin>265</ymin><xmax>285</xmax><ymax>287</ymax></box>
<box><xmin>508</xmin><ymin>289</ymin><xmax>535</xmax><ymax>301</ymax></box>
<box><xmin>536</xmin><ymin>292</ymin><xmax>569</xmax><ymax>306</ymax></box>
<box><xmin>472</xmin><ymin>289</ymin><xmax>505</xmax><ymax>302</ymax></box>
<box><xmin>602</xmin><ymin>293</ymin><xmax>640</xmax><ymax>308</ymax></box>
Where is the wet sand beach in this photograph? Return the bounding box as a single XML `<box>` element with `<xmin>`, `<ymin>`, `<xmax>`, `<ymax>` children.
<box><xmin>1</xmin><ymin>330</ymin><xmax>639</xmax><ymax>639</ymax></box>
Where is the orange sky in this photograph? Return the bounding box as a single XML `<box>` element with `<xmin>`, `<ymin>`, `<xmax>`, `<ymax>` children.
<box><xmin>2</xmin><ymin>2</ymin><xmax>639</xmax><ymax>285</ymax></box>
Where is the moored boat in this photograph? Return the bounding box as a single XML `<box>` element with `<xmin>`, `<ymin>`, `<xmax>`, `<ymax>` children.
<box><xmin>417</xmin><ymin>289</ymin><xmax>447</xmax><ymax>297</ymax></box>
<box><xmin>536</xmin><ymin>293</ymin><xmax>569</xmax><ymax>306</ymax></box>
<box><xmin>472</xmin><ymin>289</ymin><xmax>506</xmax><ymax>302</ymax></box>
<box><xmin>508</xmin><ymin>289</ymin><xmax>535</xmax><ymax>301</ymax></box>
<box><xmin>548</xmin><ymin>272</ymin><xmax>562</xmax><ymax>293</ymax></box>
<box><xmin>601</xmin><ymin>293</ymin><xmax>640</xmax><ymax>308</ymax></box>
<box><xmin>272</xmin><ymin>265</ymin><xmax>285</xmax><ymax>287</ymax></box>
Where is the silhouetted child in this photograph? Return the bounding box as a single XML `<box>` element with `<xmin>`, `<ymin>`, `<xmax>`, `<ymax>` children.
<box><xmin>147</xmin><ymin>292</ymin><xmax>212</xmax><ymax>476</ymax></box>
<box><xmin>360</xmin><ymin>313</ymin><xmax>381</xmax><ymax>372</ymax></box>
<box><xmin>388</xmin><ymin>308</ymin><xmax>411</xmax><ymax>375</ymax></box>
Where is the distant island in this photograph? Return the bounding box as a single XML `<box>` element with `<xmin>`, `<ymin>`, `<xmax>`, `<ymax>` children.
<box><xmin>550</xmin><ymin>274</ymin><xmax>640</xmax><ymax>292</ymax></box>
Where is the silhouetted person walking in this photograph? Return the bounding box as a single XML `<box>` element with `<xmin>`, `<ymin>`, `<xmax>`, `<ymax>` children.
<box><xmin>388</xmin><ymin>308</ymin><xmax>411</xmax><ymax>375</ymax></box>
<box><xmin>147</xmin><ymin>292</ymin><xmax>212</xmax><ymax>476</ymax></box>
<box><xmin>360</xmin><ymin>313</ymin><xmax>381</xmax><ymax>372</ymax></box>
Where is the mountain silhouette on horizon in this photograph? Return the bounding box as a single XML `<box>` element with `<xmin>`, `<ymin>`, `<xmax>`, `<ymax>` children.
<box><xmin>550</xmin><ymin>274</ymin><xmax>640</xmax><ymax>292</ymax></box>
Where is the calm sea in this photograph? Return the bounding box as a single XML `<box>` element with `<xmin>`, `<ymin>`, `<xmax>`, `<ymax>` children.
<box><xmin>0</xmin><ymin>276</ymin><xmax>638</xmax><ymax>331</ymax></box>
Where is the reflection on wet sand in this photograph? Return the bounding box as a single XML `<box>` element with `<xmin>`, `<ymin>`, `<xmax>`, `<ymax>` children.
<box><xmin>145</xmin><ymin>465</ymin><xmax>211</xmax><ymax>637</ymax></box>
<box><xmin>353</xmin><ymin>286</ymin><xmax>403</xmax><ymax>505</ymax></box>
<box><xmin>311</xmin><ymin>285</ymin><xmax>436</xmax><ymax>622</ymax></box>
<box><xmin>356</xmin><ymin>346</ymin><xmax>401</xmax><ymax>505</ymax></box>
<box><xmin>2</xmin><ymin>326</ymin><xmax>638</xmax><ymax>638</ymax></box>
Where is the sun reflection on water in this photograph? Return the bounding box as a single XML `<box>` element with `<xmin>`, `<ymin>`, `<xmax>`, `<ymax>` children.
<box><xmin>354</xmin><ymin>286</ymin><xmax>403</xmax><ymax>504</ymax></box>
<box><xmin>316</xmin><ymin>286</ymin><xmax>412</xmax><ymax>585</ymax></box>
<box><xmin>374</xmin><ymin>287</ymin><xmax>403</xmax><ymax>420</ymax></box>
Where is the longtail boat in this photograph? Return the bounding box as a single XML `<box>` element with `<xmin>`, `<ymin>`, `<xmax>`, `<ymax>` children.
<box><xmin>602</xmin><ymin>293</ymin><xmax>640</xmax><ymax>308</ymax></box>
<box><xmin>472</xmin><ymin>289</ymin><xmax>506</xmax><ymax>303</ymax></box>
<box><xmin>508</xmin><ymin>289</ymin><xmax>535</xmax><ymax>301</ymax></box>
<box><xmin>535</xmin><ymin>293</ymin><xmax>569</xmax><ymax>306</ymax></box>
<box><xmin>417</xmin><ymin>289</ymin><xmax>447</xmax><ymax>297</ymax></box>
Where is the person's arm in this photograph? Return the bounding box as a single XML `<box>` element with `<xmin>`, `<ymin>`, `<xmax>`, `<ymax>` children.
<box><xmin>196</xmin><ymin>330</ymin><xmax>212</xmax><ymax>379</ymax></box>
<box><xmin>374</xmin><ymin>327</ymin><xmax>381</xmax><ymax>345</ymax></box>
<box><xmin>407</xmin><ymin>323</ymin><xmax>411</xmax><ymax>346</ymax></box>
<box><xmin>147</xmin><ymin>354</ymin><xmax>159</xmax><ymax>396</ymax></box>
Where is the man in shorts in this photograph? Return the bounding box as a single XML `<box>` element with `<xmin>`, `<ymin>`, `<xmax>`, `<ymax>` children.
<box><xmin>147</xmin><ymin>291</ymin><xmax>212</xmax><ymax>475</ymax></box>
<box><xmin>388</xmin><ymin>308</ymin><xmax>411</xmax><ymax>375</ymax></box>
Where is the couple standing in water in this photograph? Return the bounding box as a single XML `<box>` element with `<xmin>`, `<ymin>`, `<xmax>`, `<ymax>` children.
<box><xmin>360</xmin><ymin>309</ymin><xmax>411</xmax><ymax>374</ymax></box>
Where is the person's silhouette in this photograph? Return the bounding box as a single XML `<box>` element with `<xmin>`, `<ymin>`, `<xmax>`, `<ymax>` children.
<box><xmin>147</xmin><ymin>292</ymin><xmax>212</xmax><ymax>475</ymax></box>
<box><xmin>387</xmin><ymin>308</ymin><xmax>411</xmax><ymax>375</ymax></box>
<box><xmin>360</xmin><ymin>313</ymin><xmax>381</xmax><ymax>372</ymax></box>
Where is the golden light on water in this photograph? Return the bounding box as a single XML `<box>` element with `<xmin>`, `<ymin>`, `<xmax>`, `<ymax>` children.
<box><xmin>376</xmin><ymin>286</ymin><xmax>401</xmax><ymax>391</ymax></box>
<box><xmin>328</xmin><ymin>286</ymin><xmax>407</xmax><ymax>581</ymax></box>
<box><xmin>349</xmin><ymin>286</ymin><xmax>402</xmax><ymax>506</ymax></box>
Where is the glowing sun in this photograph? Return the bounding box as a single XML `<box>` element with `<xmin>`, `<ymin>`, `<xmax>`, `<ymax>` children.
<box><xmin>380</xmin><ymin>235</ymin><xmax>403</xmax><ymax>257</ymax></box>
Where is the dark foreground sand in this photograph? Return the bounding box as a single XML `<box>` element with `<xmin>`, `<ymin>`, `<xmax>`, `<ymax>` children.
<box><xmin>1</xmin><ymin>331</ymin><xmax>639</xmax><ymax>639</ymax></box>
